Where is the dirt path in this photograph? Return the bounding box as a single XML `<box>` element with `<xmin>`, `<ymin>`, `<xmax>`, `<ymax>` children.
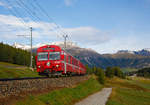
<box><xmin>75</xmin><ymin>88</ymin><xmax>112</xmax><ymax>105</ymax></box>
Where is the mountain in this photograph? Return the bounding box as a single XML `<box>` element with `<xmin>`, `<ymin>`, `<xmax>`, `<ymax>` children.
<box><xmin>117</xmin><ymin>50</ymin><xmax>134</xmax><ymax>54</ymax></box>
<box><xmin>12</xmin><ymin>42</ymin><xmax>150</xmax><ymax>69</ymax></box>
<box><xmin>13</xmin><ymin>42</ymin><xmax>30</xmax><ymax>50</ymax></box>
<box><xmin>117</xmin><ymin>49</ymin><xmax>150</xmax><ymax>56</ymax></box>
<box><xmin>66</xmin><ymin>48</ymin><xmax>150</xmax><ymax>69</ymax></box>
<box><xmin>64</xmin><ymin>45</ymin><xmax>150</xmax><ymax>69</ymax></box>
<box><xmin>134</xmin><ymin>49</ymin><xmax>150</xmax><ymax>56</ymax></box>
<box><xmin>12</xmin><ymin>41</ymin><xmax>78</xmax><ymax>50</ymax></box>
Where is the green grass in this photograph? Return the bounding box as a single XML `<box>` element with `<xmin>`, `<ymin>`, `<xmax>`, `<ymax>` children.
<box><xmin>0</xmin><ymin>62</ymin><xmax>41</xmax><ymax>78</ymax></box>
<box><xmin>127</xmin><ymin>77</ymin><xmax>150</xmax><ymax>90</ymax></box>
<box><xmin>16</xmin><ymin>76</ymin><xmax>103</xmax><ymax>105</ymax></box>
<box><xmin>121</xmin><ymin>68</ymin><xmax>137</xmax><ymax>73</ymax></box>
<box><xmin>106</xmin><ymin>77</ymin><xmax>150</xmax><ymax>105</ymax></box>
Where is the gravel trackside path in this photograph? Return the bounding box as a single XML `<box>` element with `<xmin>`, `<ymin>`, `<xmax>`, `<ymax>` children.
<box><xmin>75</xmin><ymin>88</ymin><xmax>112</xmax><ymax>105</ymax></box>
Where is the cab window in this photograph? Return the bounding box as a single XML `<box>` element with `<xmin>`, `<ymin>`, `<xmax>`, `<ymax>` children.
<box><xmin>38</xmin><ymin>52</ymin><xmax>48</xmax><ymax>61</ymax></box>
<box><xmin>49</xmin><ymin>52</ymin><xmax>60</xmax><ymax>60</ymax></box>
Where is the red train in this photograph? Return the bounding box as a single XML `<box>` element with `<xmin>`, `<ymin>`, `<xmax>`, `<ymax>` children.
<box><xmin>36</xmin><ymin>45</ymin><xmax>86</xmax><ymax>77</ymax></box>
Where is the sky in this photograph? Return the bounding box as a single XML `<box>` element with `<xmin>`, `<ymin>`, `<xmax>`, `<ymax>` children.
<box><xmin>0</xmin><ymin>0</ymin><xmax>150</xmax><ymax>54</ymax></box>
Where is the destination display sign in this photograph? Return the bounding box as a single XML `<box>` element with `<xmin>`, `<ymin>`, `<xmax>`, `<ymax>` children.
<box><xmin>43</xmin><ymin>48</ymin><xmax>55</xmax><ymax>50</ymax></box>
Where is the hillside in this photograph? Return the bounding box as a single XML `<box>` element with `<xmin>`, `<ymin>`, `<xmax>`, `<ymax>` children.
<box><xmin>106</xmin><ymin>77</ymin><xmax>150</xmax><ymax>105</ymax></box>
<box><xmin>0</xmin><ymin>62</ymin><xmax>40</xmax><ymax>78</ymax></box>
<box><xmin>66</xmin><ymin>46</ymin><xmax>150</xmax><ymax>69</ymax></box>
<box><xmin>0</xmin><ymin>42</ymin><xmax>32</xmax><ymax>67</ymax></box>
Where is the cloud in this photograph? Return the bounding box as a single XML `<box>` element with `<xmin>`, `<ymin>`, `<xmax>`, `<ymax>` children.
<box><xmin>64</xmin><ymin>0</ymin><xmax>77</xmax><ymax>6</ymax></box>
<box><xmin>89</xmin><ymin>34</ymin><xmax>150</xmax><ymax>54</ymax></box>
<box><xmin>64</xmin><ymin>27</ymin><xmax>111</xmax><ymax>45</ymax></box>
<box><xmin>0</xmin><ymin>1</ymin><xmax>12</xmax><ymax>8</ymax></box>
<box><xmin>0</xmin><ymin>14</ymin><xmax>60</xmax><ymax>38</ymax></box>
<box><xmin>1</xmin><ymin>14</ymin><xmax>148</xmax><ymax>54</ymax></box>
<box><xmin>0</xmin><ymin>14</ymin><xmax>111</xmax><ymax>48</ymax></box>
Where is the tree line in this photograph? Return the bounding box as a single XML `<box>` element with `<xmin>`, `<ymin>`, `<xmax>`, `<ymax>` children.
<box><xmin>85</xmin><ymin>65</ymin><xmax>125</xmax><ymax>84</ymax></box>
<box><xmin>127</xmin><ymin>67</ymin><xmax>150</xmax><ymax>78</ymax></box>
<box><xmin>137</xmin><ymin>68</ymin><xmax>150</xmax><ymax>78</ymax></box>
<box><xmin>0</xmin><ymin>43</ymin><xmax>35</xmax><ymax>67</ymax></box>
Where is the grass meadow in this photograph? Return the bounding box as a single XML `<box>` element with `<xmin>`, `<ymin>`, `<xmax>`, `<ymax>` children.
<box><xmin>0</xmin><ymin>62</ymin><xmax>40</xmax><ymax>78</ymax></box>
<box><xmin>106</xmin><ymin>77</ymin><xmax>150</xmax><ymax>105</ymax></box>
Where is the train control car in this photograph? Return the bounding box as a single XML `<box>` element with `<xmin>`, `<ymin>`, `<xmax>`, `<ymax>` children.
<box><xmin>36</xmin><ymin>45</ymin><xmax>86</xmax><ymax>77</ymax></box>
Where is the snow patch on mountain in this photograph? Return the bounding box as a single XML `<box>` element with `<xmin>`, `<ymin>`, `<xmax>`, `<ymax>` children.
<box><xmin>12</xmin><ymin>41</ymin><xmax>79</xmax><ymax>50</ymax></box>
<box><xmin>13</xmin><ymin>42</ymin><xmax>30</xmax><ymax>50</ymax></box>
<box><xmin>117</xmin><ymin>50</ymin><xmax>135</xmax><ymax>54</ymax></box>
<box><xmin>12</xmin><ymin>42</ymin><xmax>150</xmax><ymax>56</ymax></box>
<box><xmin>143</xmin><ymin>48</ymin><xmax>150</xmax><ymax>52</ymax></box>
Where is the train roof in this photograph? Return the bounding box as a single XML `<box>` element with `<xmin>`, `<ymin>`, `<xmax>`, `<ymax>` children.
<box><xmin>37</xmin><ymin>45</ymin><xmax>61</xmax><ymax>52</ymax></box>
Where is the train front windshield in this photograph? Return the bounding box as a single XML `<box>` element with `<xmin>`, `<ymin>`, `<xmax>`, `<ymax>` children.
<box><xmin>38</xmin><ymin>52</ymin><xmax>48</xmax><ymax>61</ymax></box>
<box><xmin>49</xmin><ymin>52</ymin><xmax>60</xmax><ymax>60</ymax></box>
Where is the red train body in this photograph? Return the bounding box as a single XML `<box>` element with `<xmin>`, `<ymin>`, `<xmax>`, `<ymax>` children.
<box><xmin>36</xmin><ymin>45</ymin><xmax>86</xmax><ymax>76</ymax></box>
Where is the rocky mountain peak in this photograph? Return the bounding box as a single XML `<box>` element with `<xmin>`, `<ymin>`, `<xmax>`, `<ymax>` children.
<box><xmin>117</xmin><ymin>50</ymin><xmax>135</xmax><ymax>54</ymax></box>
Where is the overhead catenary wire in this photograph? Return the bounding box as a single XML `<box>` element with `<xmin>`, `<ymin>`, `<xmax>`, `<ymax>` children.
<box><xmin>29</xmin><ymin>0</ymin><xmax>65</xmax><ymax>38</ymax></box>
<box><xmin>1</xmin><ymin>0</ymin><xmax>29</xmax><ymax>29</ymax></box>
<box><xmin>17</xmin><ymin>0</ymin><xmax>63</xmax><ymax>39</ymax></box>
<box><xmin>1</xmin><ymin>0</ymin><xmax>69</xmax><ymax>37</ymax></box>
<box><xmin>6</xmin><ymin>0</ymin><xmax>69</xmax><ymax>39</ymax></box>
<box><xmin>33</xmin><ymin>0</ymin><xmax>68</xmax><ymax>36</ymax></box>
<box><xmin>2</xmin><ymin>0</ymin><xmax>34</xmax><ymax>68</ymax></box>
<box><xmin>14</xmin><ymin>0</ymin><xmax>55</xmax><ymax>43</ymax></box>
<box><xmin>2</xmin><ymin>0</ymin><xmax>73</xmax><ymax>46</ymax></box>
<box><xmin>0</xmin><ymin>0</ymin><xmax>30</xmax><ymax>46</ymax></box>
<box><xmin>15</xmin><ymin>0</ymin><xmax>42</xmax><ymax>22</ymax></box>
<box><xmin>34</xmin><ymin>0</ymin><xmax>74</xmax><ymax>48</ymax></box>
<box><xmin>27</xmin><ymin>0</ymin><xmax>59</xmax><ymax>31</ymax></box>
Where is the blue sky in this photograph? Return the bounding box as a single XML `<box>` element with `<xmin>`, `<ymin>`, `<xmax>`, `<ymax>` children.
<box><xmin>0</xmin><ymin>0</ymin><xmax>150</xmax><ymax>53</ymax></box>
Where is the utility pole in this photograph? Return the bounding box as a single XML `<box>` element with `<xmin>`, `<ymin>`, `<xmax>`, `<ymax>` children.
<box><xmin>63</xmin><ymin>35</ymin><xmax>68</xmax><ymax>49</ymax></box>
<box><xmin>30</xmin><ymin>27</ymin><xmax>33</xmax><ymax>68</ymax></box>
<box><xmin>17</xmin><ymin>27</ymin><xmax>33</xmax><ymax>69</ymax></box>
<box><xmin>62</xmin><ymin>35</ymin><xmax>68</xmax><ymax>75</ymax></box>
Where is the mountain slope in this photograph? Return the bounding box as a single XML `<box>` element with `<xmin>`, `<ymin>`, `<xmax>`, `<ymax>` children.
<box><xmin>12</xmin><ymin>42</ymin><xmax>150</xmax><ymax>69</ymax></box>
<box><xmin>0</xmin><ymin>62</ymin><xmax>40</xmax><ymax>78</ymax></box>
<box><xmin>66</xmin><ymin>47</ymin><xmax>150</xmax><ymax>68</ymax></box>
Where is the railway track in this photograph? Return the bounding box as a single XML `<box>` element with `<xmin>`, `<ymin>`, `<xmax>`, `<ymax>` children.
<box><xmin>0</xmin><ymin>77</ymin><xmax>49</xmax><ymax>81</ymax></box>
<box><xmin>0</xmin><ymin>75</ymin><xmax>86</xmax><ymax>81</ymax></box>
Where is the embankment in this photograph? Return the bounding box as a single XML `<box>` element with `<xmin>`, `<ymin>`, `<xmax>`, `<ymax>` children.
<box><xmin>0</xmin><ymin>76</ymin><xmax>89</xmax><ymax>99</ymax></box>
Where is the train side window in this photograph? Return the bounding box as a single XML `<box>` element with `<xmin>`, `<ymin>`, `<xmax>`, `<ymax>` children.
<box><xmin>67</xmin><ymin>55</ymin><xmax>69</xmax><ymax>62</ymax></box>
<box><xmin>68</xmin><ymin>56</ymin><xmax>71</xmax><ymax>64</ymax></box>
<box><xmin>72</xmin><ymin>59</ymin><xmax>74</xmax><ymax>65</ymax></box>
<box><xmin>68</xmin><ymin>56</ymin><xmax>70</xmax><ymax>63</ymax></box>
<box><xmin>70</xmin><ymin>56</ymin><xmax>71</xmax><ymax>64</ymax></box>
<box><xmin>74</xmin><ymin>59</ymin><xmax>75</xmax><ymax>65</ymax></box>
<box><xmin>64</xmin><ymin>55</ymin><xmax>66</xmax><ymax>61</ymax></box>
<box><xmin>75</xmin><ymin>60</ymin><xmax>77</xmax><ymax>66</ymax></box>
<box><xmin>49</xmin><ymin>52</ymin><xmax>60</xmax><ymax>60</ymax></box>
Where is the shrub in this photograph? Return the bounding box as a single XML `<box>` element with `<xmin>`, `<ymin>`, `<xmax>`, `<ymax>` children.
<box><xmin>112</xmin><ymin>67</ymin><xmax>125</xmax><ymax>78</ymax></box>
<box><xmin>105</xmin><ymin>67</ymin><xmax>114</xmax><ymax>78</ymax></box>
<box><xmin>105</xmin><ymin>66</ymin><xmax>125</xmax><ymax>79</ymax></box>
<box><xmin>95</xmin><ymin>68</ymin><xmax>105</xmax><ymax>84</ymax></box>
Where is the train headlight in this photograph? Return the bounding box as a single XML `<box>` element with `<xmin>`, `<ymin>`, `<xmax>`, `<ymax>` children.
<box><xmin>47</xmin><ymin>62</ymin><xmax>50</xmax><ymax>66</ymax></box>
<box><xmin>38</xmin><ymin>65</ymin><xmax>41</xmax><ymax>68</ymax></box>
<box><xmin>56</xmin><ymin>65</ymin><xmax>59</xmax><ymax>67</ymax></box>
